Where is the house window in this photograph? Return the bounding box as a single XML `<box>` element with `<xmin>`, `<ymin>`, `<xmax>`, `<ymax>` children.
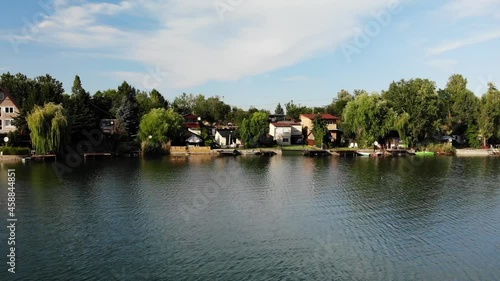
<box><xmin>326</xmin><ymin>120</ymin><xmax>334</xmax><ymax>125</ymax></box>
<box><xmin>282</xmin><ymin>138</ymin><xmax>289</xmax><ymax>143</ymax></box>
<box><xmin>5</xmin><ymin>119</ymin><xmax>13</xmax><ymax>127</ymax></box>
<box><xmin>4</xmin><ymin>107</ymin><xmax>14</xmax><ymax>113</ymax></box>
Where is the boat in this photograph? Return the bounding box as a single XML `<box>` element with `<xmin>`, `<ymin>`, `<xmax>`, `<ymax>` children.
<box><xmin>356</xmin><ymin>152</ymin><xmax>371</xmax><ymax>157</ymax></box>
<box><xmin>415</xmin><ymin>151</ymin><xmax>435</xmax><ymax>156</ymax></box>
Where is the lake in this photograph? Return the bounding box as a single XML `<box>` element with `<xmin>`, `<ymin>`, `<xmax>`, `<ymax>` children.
<box><xmin>1</xmin><ymin>155</ymin><xmax>499</xmax><ymax>280</ymax></box>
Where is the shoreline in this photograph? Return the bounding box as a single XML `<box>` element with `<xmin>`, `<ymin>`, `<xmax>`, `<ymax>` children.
<box><xmin>455</xmin><ymin>149</ymin><xmax>493</xmax><ymax>157</ymax></box>
<box><xmin>0</xmin><ymin>155</ymin><xmax>23</xmax><ymax>162</ymax></box>
<box><xmin>1</xmin><ymin>148</ymin><xmax>498</xmax><ymax>163</ymax></box>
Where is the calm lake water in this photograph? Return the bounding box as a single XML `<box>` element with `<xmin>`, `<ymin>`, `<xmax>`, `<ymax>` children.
<box><xmin>1</xmin><ymin>155</ymin><xmax>500</xmax><ymax>280</ymax></box>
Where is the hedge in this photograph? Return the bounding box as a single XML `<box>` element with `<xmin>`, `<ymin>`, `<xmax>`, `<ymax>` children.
<box><xmin>1</xmin><ymin>146</ymin><xmax>31</xmax><ymax>155</ymax></box>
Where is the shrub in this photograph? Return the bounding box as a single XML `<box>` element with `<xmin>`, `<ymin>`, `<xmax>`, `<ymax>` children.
<box><xmin>425</xmin><ymin>143</ymin><xmax>456</xmax><ymax>155</ymax></box>
<box><xmin>1</xmin><ymin>146</ymin><xmax>31</xmax><ymax>155</ymax></box>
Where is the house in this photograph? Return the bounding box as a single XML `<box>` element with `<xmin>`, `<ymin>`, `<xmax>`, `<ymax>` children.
<box><xmin>0</xmin><ymin>88</ymin><xmax>20</xmax><ymax>134</ymax></box>
<box><xmin>299</xmin><ymin>113</ymin><xmax>341</xmax><ymax>146</ymax></box>
<box><xmin>99</xmin><ymin>119</ymin><xmax>117</xmax><ymax>134</ymax></box>
<box><xmin>184</xmin><ymin>114</ymin><xmax>201</xmax><ymax>134</ymax></box>
<box><xmin>269</xmin><ymin>121</ymin><xmax>302</xmax><ymax>145</ymax></box>
<box><xmin>214</xmin><ymin>128</ymin><xmax>239</xmax><ymax>147</ymax></box>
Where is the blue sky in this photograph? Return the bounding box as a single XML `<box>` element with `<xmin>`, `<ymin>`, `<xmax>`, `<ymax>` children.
<box><xmin>0</xmin><ymin>0</ymin><xmax>499</xmax><ymax>111</ymax></box>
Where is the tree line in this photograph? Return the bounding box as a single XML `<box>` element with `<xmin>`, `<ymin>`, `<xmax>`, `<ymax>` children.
<box><xmin>1</xmin><ymin>72</ymin><xmax>499</xmax><ymax>153</ymax></box>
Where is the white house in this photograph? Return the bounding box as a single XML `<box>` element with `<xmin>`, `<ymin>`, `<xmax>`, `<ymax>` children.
<box><xmin>214</xmin><ymin>128</ymin><xmax>240</xmax><ymax>147</ymax></box>
<box><xmin>269</xmin><ymin>122</ymin><xmax>302</xmax><ymax>145</ymax></box>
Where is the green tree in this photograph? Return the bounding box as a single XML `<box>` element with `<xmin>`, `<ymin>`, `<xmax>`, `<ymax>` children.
<box><xmin>383</xmin><ymin>78</ymin><xmax>439</xmax><ymax>146</ymax></box>
<box><xmin>207</xmin><ymin>96</ymin><xmax>231</xmax><ymax>122</ymax></box>
<box><xmin>326</xmin><ymin>89</ymin><xmax>354</xmax><ymax>116</ymax></box>
<box><xmin>274</xmin><ymin>103</ymin><xmax>284</xmax><ymax>115</ymax></box>
<box><xmin>67</xmin><ymin>75</ymin><xmax>98</xmax><ymax>141</ymax></box>
<box><xmin>94</xmin><ymin>89</ymin><xmax>124</xmax><ymax>117</ymax></box>
<box><xmin>6</xmin><ymin>74</ymin><xmax>65</xmax><ymax>134</ymax></box>
<box><xmin>479</xmin><ymin>83</ymin><xmax>500</xmax><ymax>146</ymax></box>
<box><xmin>136</xmin><ymin>89</ymin><xmax>169</xmax><ymax>117</ymax></box>
<box><xmin>240</xmin><ymin>111</ymin><xmax>269</xmax><ymax>148</ymax></box>
<box><xmin>227</xmin><ymin>107</ymin><xmax>250</xmax><ymax>125</ymax></box>
<box><xmin>0</xmin><ymin>72</ymin><xmax>33</xmax><ymax>109</ymax></box>
<box><xmin>342</xmin><ymin>93</ymin><xmax>395</xmax><ymax>147</ymax></box>
<box><xmin>172</xmin><ymin>93</ymin><xmax>196</xmax><ymax>115</ymax></box>
<box><xmin>91</xmin><ymin>90</ymin><xmax>114</xmax><ymax>119</ymax></box>
<box><xmin>117</xmin><ymin>83</ymin><xmax>140</xmax><ymax>137</ymax></box>
<box><xmin>138</xmin><ymin>108</ymin><xmax>184</xmax><ymax>153</ymax></box>
<box><xmin>150</xmin><ymin>89</ymin><xmax>168</xmax><ymax>109</ymax></box>
<box><xmin>27</xmin><ymin>103</ymin><xmax>68</xmax><ymax>154</ymax></box>
<box><xmin>311</xmin><ymin>115</ymin><xmax>329</xmax><ymax>148</ymax></box>
<box><xmin>285</xmin><ymin>100</ymin><xmax>312</xmax><ymax>121</ymax></box>
<box><xmin>444</xmin><ymin>74</ymin><xmax>480</xmax><ymax>146</ymax></box>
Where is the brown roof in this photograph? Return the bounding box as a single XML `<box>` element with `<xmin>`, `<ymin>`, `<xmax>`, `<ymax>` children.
<box><xmin>300</xmin><ymin>113</ymin><xmax>339</xmax><ymax>120</ymax></box>
<box><xmin>271</xmin><ymin>122</ymin><xmax>301</xmax><ymax>127</ymax></box>
<box><xmin>0</xmin><ymin>87</ymin><xmax>21</xmax><ymax>110</ymax></box>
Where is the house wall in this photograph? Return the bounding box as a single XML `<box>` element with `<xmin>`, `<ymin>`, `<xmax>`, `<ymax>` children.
<box><xmin>291</xmin><ymin>125</ymin><xmax>302</xmax><ymax>136</ymax></box>
<box><xmin>300</xmin><ymin>115</ymin><xmax>340</xmax><ymax>143</ymax></box>
<box><xmin>300</xmin><ymin>116</ymin><xmax>313</xmax><ymax>133</ymax></box>
<box><xmin>215</xmin><ymin>132</ymin><xmax>227</xmax><ymax>146</ymax></box>
<box><xmin>269</xmin><ymin>124</ymin><xmax>277</xmax><ymax>137</ymax></box>
<box><xmin>0</xmin><ymin>94</ymin><xmax>19</xmax><ymax>134</ymax></box>
<box><xmin>269</xmin><ymin>124</ymin><xmax>296</xmax><ymax>145</ymax></box>
<box><xmin>275</xmin><ymin>127</ymin><xmax>291</xmax><ymax>145</ymax></box>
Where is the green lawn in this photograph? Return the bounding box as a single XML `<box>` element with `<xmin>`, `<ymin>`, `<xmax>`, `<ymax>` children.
<box><xmin>280</xmin><ymin>145</ymin><xmax>318</xmax><ymax>151</ymax></box>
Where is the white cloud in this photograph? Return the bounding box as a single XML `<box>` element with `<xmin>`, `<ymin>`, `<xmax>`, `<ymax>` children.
<box><xmin>5</xmin><ymin>0</ymin><xmax>406</xmax><ymax>88</ymax></box>
<box><xmin>427</xmin><ymin>30</ymin><xmax>500</xmax><ymax>55</ymax></box>
<box><xmin>441</xmin><ymin>0</ymin><xmax>500</xmax><ymax>18</ymax></box>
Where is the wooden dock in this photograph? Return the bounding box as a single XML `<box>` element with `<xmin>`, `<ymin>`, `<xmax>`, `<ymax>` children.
<box><xmin>303</xmin><ymin>149</ymin><xmax>332</xmax><ymax>157</ymax></box>
<box><xmin>24</xmin><ymin>154</ymin><xmax>57</xmax><ymax>161</ymax></box>
<box><xmin>83</xmin><ymin>152</ymin><xmax>113</xmax><ymax>160</ymax></box>
<box><xmin>217</xmin><ymin>149</ymin><xmax>241</xmax><ymax>156</ymax></box>
<box><xmin>255</xmin><ymin>150</ymin><xmax>277</xmax><ymax>156</ymax></box>
<box><xmin>385</xmin><ymin>149</ymin><xmax>409</xmax><ymax>156</ymax></box>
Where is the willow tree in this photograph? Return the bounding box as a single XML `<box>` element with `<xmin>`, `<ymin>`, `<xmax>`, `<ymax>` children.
<box><xmin>342</xmin><ymin>93</ymin><xmax>395</xmax><ymax>147</ymax></box>
<box><xmin>240</xmin><ymin>111</ymin><xmax>269</xmax><ymax>148</ymax></box>
<box><xmin>26</xmin><ymin>103</ymin><xmax>68</xmax><ymax>154</ymax></box>
<box><xmin>138</xmin><ymin>108</ymin><xmax>184</xmax><ymax>153</ymax></box>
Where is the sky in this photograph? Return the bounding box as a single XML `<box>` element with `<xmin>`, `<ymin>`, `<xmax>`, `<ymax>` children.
<box><xmin>0</xmin><ymin>0</ymin><xmax>499</xmax><ymax>111</ymax></box>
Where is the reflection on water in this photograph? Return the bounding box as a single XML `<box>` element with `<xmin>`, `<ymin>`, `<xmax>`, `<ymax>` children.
<box><xmin>0</xmin><ymin>156</ymin><xmax>499</xmax><ymax>280</ymax></box>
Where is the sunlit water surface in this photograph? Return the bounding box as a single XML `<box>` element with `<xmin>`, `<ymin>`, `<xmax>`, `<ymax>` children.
<box><xmin>1</xmin><ymin>156</ymin><xmax>499</xmax><ymax>280</ymax></box>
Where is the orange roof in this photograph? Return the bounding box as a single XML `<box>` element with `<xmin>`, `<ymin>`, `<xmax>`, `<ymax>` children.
<box><xmin>300</xmin><ymin>113</ymin><xmax>339</xmax><ymax>120</ymax></box>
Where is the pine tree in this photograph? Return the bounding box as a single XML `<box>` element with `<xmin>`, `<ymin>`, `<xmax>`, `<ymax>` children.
<box><xmin>275</xmin><ymin>103</ymin><xmax>284</xmax><ymax>115</ymax></box>
<box><xmin>117</xmin><ymin>82</ymin><xmax>140</xmax><ymax>137</ymax></box>
<box><xmin>67</xmin><ymin>75</ymin><xmax>98</xmax><ymax>141</ymax></box>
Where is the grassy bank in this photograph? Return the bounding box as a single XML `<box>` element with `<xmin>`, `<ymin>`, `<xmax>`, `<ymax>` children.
<box><xmin>422</xmin><ymin>143</ymin><xmax>456</xmax><ymax>155</ymax></box>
